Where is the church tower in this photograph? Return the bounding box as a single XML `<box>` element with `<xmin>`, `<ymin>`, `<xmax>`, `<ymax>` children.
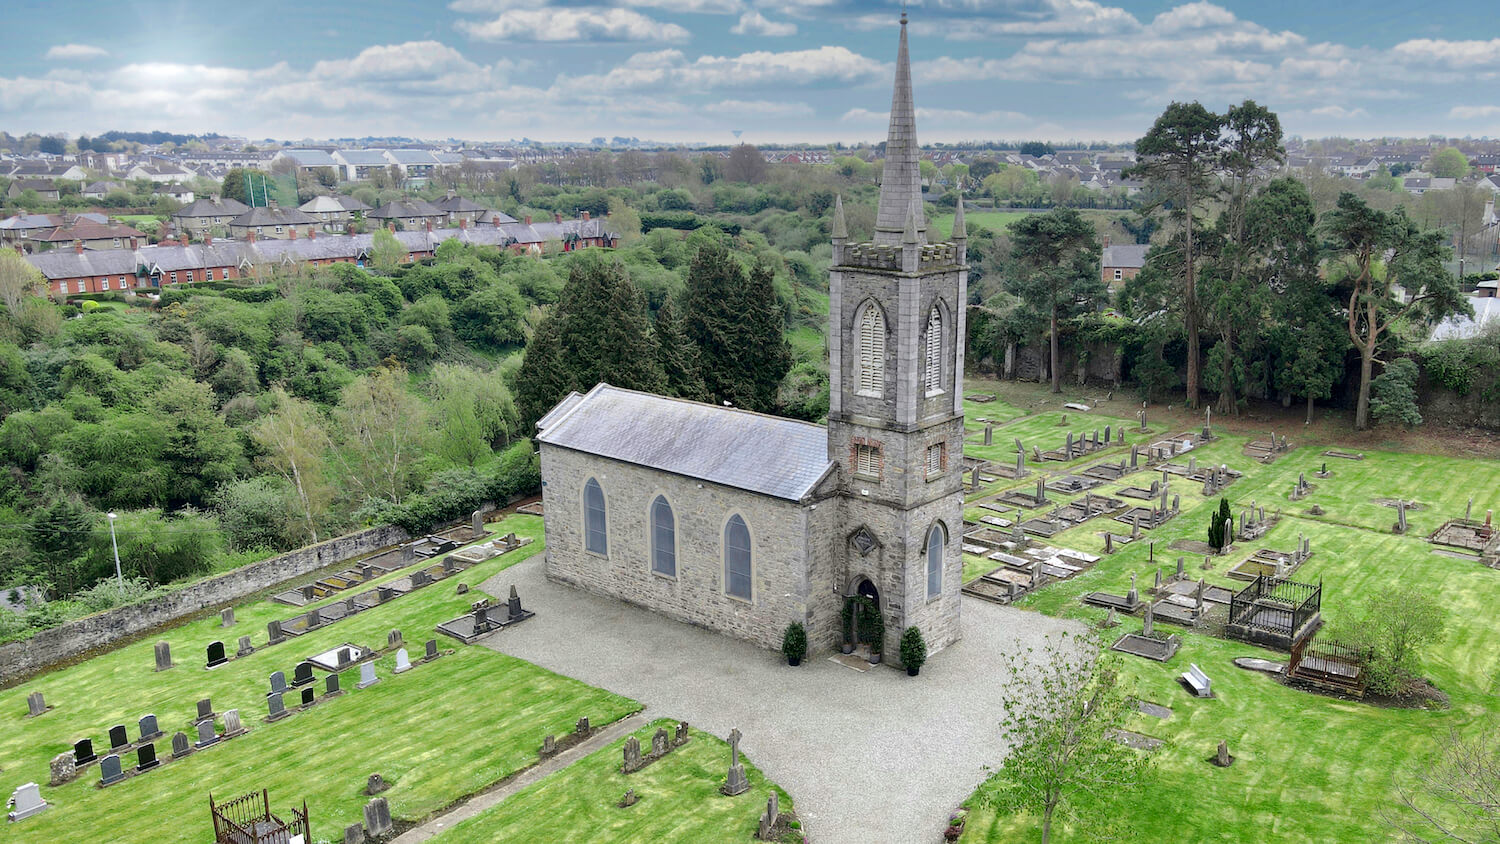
<box><xmin>827</xmin><ymin>12</ymin><xmax>966</xmax><ymax>658</ymax></box>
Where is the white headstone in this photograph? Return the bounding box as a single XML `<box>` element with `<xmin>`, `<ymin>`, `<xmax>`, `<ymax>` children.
<box><xmin>6</xmin><ymin>783</ymin><xmax>48</xmax><ymax>821</ymax></box>
<box><xmin>393</xmin><ymin>648</ymin><xmax>412</xmax><ymax>674</ymax></box>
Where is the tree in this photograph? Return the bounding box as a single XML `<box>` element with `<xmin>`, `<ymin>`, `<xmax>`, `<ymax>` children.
<box><xmin>1006</xmin><ymin>208</ymin><xmax>1104</xmax><ymax>393</ymax></box>
<box><xmin>1428</xmin><ymin>147</ymin><xmax>1470</xmax><ymax>180</ymax></box>
<box><xmin>221</xmin><ymin>168</ymin><xmax>248</xmax><ymax>204</ymax></box>
<box><xmin>722</xmin><ymin>144</ymin><xmax>768</xmax><ymax>184</ymax></box>
<box><xmin>332</xmin><ymin>367</ymin><xmax>430</xmax><ymax>505</ymax></box>
<box><xmin>653</xmin><ymin>298</ymin><xmax>706</xmax><ymax>401</ymax></box>
<box><xmin>1207</xmin><ymin>497</ymin><xmax>1232</xmax><ymax>553</ymax></box>
<box><xmin>151</xmin><ymin>377</ymin><xmax>246</xmax><ymax>508</ymax></box>
<box><xmin>1019</xmin><ymin>140</ymin><xmax>1054</xmax><ymax>157</ymax></box>
<box><xmin>428</xmin><ymin>363</ymin><xmax>518</xmax><ymax>465</ymax></box>
<box><xmin>514</xmin><ymin>314</ymin><xmax>568</xmax><ymax>431</ymax></box>
<box><xmin>680</xmin><ymin>244</ymin><xmax>791</xmax><ymax>412</ymax></box>
<box><xmin>1322</xmin><ymin>193</ymin><xmax>1468</xmax><ymax>430</ymax></box>
<box><xmin>251</xmin><ymin>386</ymin><xmax>332</xmax><ymax>545</ymax></box>
<box><xmin>1337</xmin><ymin>585</ymin><xmax>1447</xmax><ymax>697</ymax></box>
<box><xmin>1386</xmin><ymin>728</ymin><xmax>1500</xmax><ymax>844</ymax></box>
<box><xmin>0</xmin><ymin>249</ymin><xmax>44</xmax><ymax>321</ymax></box>
<box><xmin>1370</xmin><ymin>357</ymin><xmax>1423</xmax><ymax>429</ymax></box>
<box><xmin>1130</xmin><ymin>102</ymin><xmax>1225</xmax><ymax>408</ymax></box>
<box><xmin>371</xmin><ymin>227</ymin><xmax>405</xmax><ymax>271</ymax></box>
<box><xmin>982</xmin><ymin>632</ymin><xmax>1152</xmax><ymax>843</ymax></box>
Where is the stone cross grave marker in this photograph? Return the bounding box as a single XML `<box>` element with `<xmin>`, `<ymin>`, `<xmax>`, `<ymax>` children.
<box><xmin>394</xmin><ymin>648</ymin><xmax>411</xmax><ymax>674</ymax></box>
<box><xmin>135</xmin><ymin>742</ymin><xmax>158</xmax><ymax>772</ymax></box>
<box><xmin>357</xmin><ymin>661</ymin><xmax>379</xmax><ymax>689</ymax></box>
<box><xmin>194</xmin><ymin>720</ymin><xmax>218</xmax><ymax>749</ymax></box>
<box><xmin>6</xmin><ymin>782</ymin><xmax>49</xmax><ymax>821</ymax></box>
<box><xmin>154</xmin><ymin>641</ymin><xmax>173</xmax><ymax>672</ymax></box>
<box><xmin>138</xmin><ymin>714</ymin><xmax>160</xmax><ymax>742</ymax></box>
<box><xmin>171</xmin><ymin>732</ymin><xmax>190</xmax><ymax>757</ymax></box>
<box><xmin>73</xmin><ymin>738</ymin><xmax>95</xmax><ymax>765</ymax></box>
<box><xmin>108</xmin><ymin>724</ymin><xmax>128</xmax><ymax>750</ymax></box>
<box><xmin>723</xmin><ymin>728</ymin><xmax>750</xmax><ymax>796</ymax></box>
<box><xmin>98</xmin><ymin>754</ymin><xmax>124</xmax><ymax>786</ymax></box>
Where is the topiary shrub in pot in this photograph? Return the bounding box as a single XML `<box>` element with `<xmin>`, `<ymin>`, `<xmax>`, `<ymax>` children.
<box><xmin>900</xmin><ymin>626</ymin><xmax>926</xmax><ymax>676</ymax></box>
<box><xmin>782</xmin><ymin>621</ymin><xmax>807</xmax><ymax>666</ymax></box>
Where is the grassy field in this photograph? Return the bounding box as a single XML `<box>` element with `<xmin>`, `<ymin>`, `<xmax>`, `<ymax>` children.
<box><xmin>432</xmin><ymin>720</ymin><xmax>796</xmax><ymax>844</ymax></box>
<box><xmin>929</xmin><ymin>210</ymin><xmax>1029</xmax><ymax>238</ymax></box>
<box><xmin>2</xmin><ymin>514</ymin><xmax>641</xmax><ymax>842</ymax></box>
<box><xmin>112</xmin><ymin>214</ymin><xmax>161</xmax><ymax>226</ymax></box>
<box><xmin>955</xmin><ymin>380</ymin><xmax>1500</xmax><ymax>842</ymax></box>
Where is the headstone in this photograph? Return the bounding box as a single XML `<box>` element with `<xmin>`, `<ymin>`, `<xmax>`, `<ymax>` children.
<box><xmin>6</xmin><ymin>782</ymin><xmax>49</xmax><ymax>821</ymax></box>
<box><xmin>1066</xmin><ymin>432</ymin><xmax>1074</xmax><ymax>457</ymax></box>
<box><xmin>1033</xmin><ymin>445</ymin><xmax>1043</xmax><ymax>463</ymax></box>
<box><xmin>508</xmin><ymin>585</ymin><xmax>525</xmax><ymax>620</ymax></box>
<box><xmin>345</xmin><ymin>596</ymin><xmax>358</xmax><ymax>616</ymax></box>
<box><xmin>472</xmin><ymin>508</ymin><xmax>485</xmax><ymax>536</ymax></box>
<box><xmin>364</xmin><ymin>798</ymin><xmax>392</xmax><ymax>838</ymax></box>
<box><xmin>48</xmin><ymin>751</ymin><xmax>75</xmax><ymax>787</ymax></box>
<box><xmin>456</xmin><ymin>583</ymin><xmax>469</xmax><ymax>595</ymax></box>
<box><xmin>154</xmin><ymin>641</ymin><xmax>173</xmax><ymax>672</ymax></box>
<box><xmin>267</xmin><ymin>620</ymin><xmax>285</xmax><ymax>645</ymax></box>
<box><xmin>357</xmin><ymin>661</ymin><xmax>379</xmax><ymax>689</ymax></box>
<box><xmin>722</xmin><ymin>728</ymin><xmax>750</xmax><ymax>796</ymax></box>
<box><xmin>269</xmin><ymin>670</ymin><xmax>288</xmax><ymax>695</ymax></box>
<box><xmin>1131</xmin><ymin>513</ymin><xmax>1141</xmax><ymax>539</ymax></box>
<box><xmin>293</xmin><ymin>662</ymin><xmax>314</xmax><ymax>687</ymax></box>
<box><xmin>676</xmin><ymin>721</ymin><xmax>690</xmax><ymax>744</ymax></box>
<box><xmin>623</xmin><ymin>736</ymin><xmax>642</xmax><ymax>772</ymax></box>
<box><xmin>1036</xmin><ymin>478</ymin><xmax>1046</xmax><ymax>501</ymax></box>
<box><xmin>1126</xmin><ymin>573</ymin><xmax>1138</xmax><ymax>606</ymax></box>
<box><xmin>301</xmin><ymin>687</ymin><xmax>315</xmax><ymax>707</ymax></box>
<box><xmin>1104</xmin><ymin>425</ymin><xmax>1112</xmax><ymax>443</ymax></box>
<box><xmin>74</xmin><ymin>738</ymin><xmax>96</xmax><ymax>765</ymax></box>
<box><xmin>266</xmin><ymin>692</ymin><xmax>287</xmax><ymax>722</ymax></box>
<box><xmin>171</xmin><ymin>732</ymin><xmax>190</xmax><ymax>757</ymax></box>
<box><xmin>411</xmin><ymin>571</ymin><xmax>430</xmax><ymax>587</ymax></box>
<box><xmin>337</xmin><ymin>647</ymin><xmax>352</xmax><ymax>668</ymax></box>
<box><xmin>1466</xmin><ymin>497</ymin><xmax>1474</xmax><ymax>521</ymax></box>
<box><xmin>652</xmin><ymin>728</ymin><xmax>669</xmax><ymax>756</ymax></box>
<box><xmin>1016</xmin><ymin>437</ymin><xmax>1025</xmax><ymax>454</ymax></box>
<box><xmin>759</xmin><ymin>790</ymin><xmax>780</xmax><ymax>840</ymax></box>
<box><xmin>394</xmin><ymin>648</ymin><xmax>412</xmax><ymax>674</ymax></box>
<box><xmin>1196</xmin><ymin>579</ymin><xmax>1207</xmax><ymax>613</ymax></box>
<box><xmin>135</xmin><ymin>742</ymin><xmax>159</xmax><ymax>772</ymax></box>
<box><xmin>194</xmin><ymin>719</ymin><xmax>218</xmax><ymax>749</ymax></box>
<box><xmin>1104</xmin><ymin>533</ymin><xmax>1113</xmax><ymax>554</ymax></box>
<box><xmin>196</xmin><ymin>698</ymin><xmax>214</xmax><ymax>722</ymax></box>
<box><xmin>138</xmin><ymin>714</ymin><xmax>160</xmax><ymax>742</ymax></box>
<box><xmin>306</xmin><ymin>607</ymin><xmax>321</xmax><ymax>628</ymax></box>
<box><xmin>388</xmin><ymin>629</ymin><xmax>403</xmax><ymax>648</ymax></box>
<box><xmin>576</xmin><ymin>716</ymin><xmax>591</xmax><ymax>735</ymax></box>
<box><xmin>1153</xmin><ymin>569</ymin><xmax>1162</xmax><ymax>589</ymax></box>
<box><xmin>345</xmin><ymin>823</ymin><xmax>366</xmax><ymax>844</ymax></box>
<box><xmin>983</xmin><ymin>423</ymin><xmax>993</xmax><ymax>445</ymax></box>
<box><xmin>541</xmin><ymin>734</ymin><xmax>557</xmax><ymax>756</ymax></box>
<box><xmin>366</xmin><ymin>773</ymin><xmax>389</xmax><ymax>795</ymax></box>
<box><xmin>26</xmin><ymin>691</ymin><xmax>46</xmax><ymax>717</ymax></box>
<box><xmin>236</xmin><ymin>636</ymin><xmax>254</xmax><ymax>658</ymax></box>
<box><xmin>1397</xmin><ymin>500</ymin><xmax>1408</xmax><ymax>534</ymax></box>
<box><xmin>98</xmin><ymin>754</ymin><xmax>124</xmax><ymax>786</ymax></box>
<box><xmin>325</xmin><ymin>672</ymin><xmax>341</xmax><ymax>696</ymax></box>
<box><xmin>108</xmin><ymin>724</ymin><xmax>128</xmax><ymax>750</ymax></box>
<box><xmin>223</xmin><ymin>709</ymin><xmax>243</xmax><ymax>736</ymax></box>
<box><xmin>1103</xmin><ymin>607</ymin><xmax>1117</xmax><ymax>627</ymax></box>
<box><xmin>1130</xmin><ymin>445</ymin><xmax>1139</xmax><ymax>468</ymax></box>
<box><xmin>425</xmin><ymin>639</ymin><xmax>439</xmax><ymax>660</ymax></box>
<box><xmin>1138</xmin><ymin>408</ymin><xmax>1147</xmax><ymax>431</ymax></box>
<box><xmin>1172</xmin><ymin>494</ymin><xmax>1180</xmax><ymax>512</ymax></box>
<box><xmin>1142</xmin><ymin>603</ymin><xmax>1155</xmax><ymax>637</ymax></box>
<box><xmin>1189</xmin><ymin>456</ymin><xmax>1196</xmax><ymax>473</ymax></box>
<box><xmin>220</xmin><ymin>607</ymin><xmax>235</xmax><ymax>627</ymax></box>
<box><xmin>1217</xmin><ymin>740</ymin><xmax>1232</xmax><ymax>767</ymax></box>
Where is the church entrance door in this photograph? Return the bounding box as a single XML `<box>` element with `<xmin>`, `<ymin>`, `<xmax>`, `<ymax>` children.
<box><xmin>845</xmin><ymin>578</ymin><xmax>883</xmax><ymax>659</ymax></box>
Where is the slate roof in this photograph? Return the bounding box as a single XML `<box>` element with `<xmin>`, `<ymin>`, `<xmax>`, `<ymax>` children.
<box><xmin>280</xmin><ymin>149</ymin><xmax>338</xmax><ymax>167</ymax></box>
<box><xmin>386</xmin><ymin>150</ymin><xmax>438</xmax><ymax>165</ymax></box>
<box><xmin>32</xmin><ymin>219</ymin><xmax>146</xmax><ymax>243</ymax></box>
<box><xmin>335</xmin><ymin>150</ymin><xmax>389</xmax><ymax>165</ymax></box>
<box><xmin>1431</xmin><ymin>297</ymin><xmax>1500</xmax><ymax>340</ymax></box>
<box><xmin>432</xmin><ymin>193</ymin><xmax>494</xmax><ymax>214</ymax></box>
<box><xmin>229</xmin><ymin>206</ymin><xmax>318</xmax><ymax>227</ymax></box>
<box><xmin>368</xmin><ymin>198</ymin><xmax>445</xmax><ymax>219</ymax></box>
<box><xmin>336</xmin><ymin>195</ymin><xmax>371</xmax><ymax>212</ymax></box>
<box><xmin>1102</xmin><ymin>243</ymin><xmax>1148</xmax><ymax>269</ymax></box>
<box><xmin>27</xmin><ymin>248</ymin><xmax>138</xmax><ymax>279</ymax></box>
<box><xmin>299</xmin><ymin>195</ymin><xmax>351</xmax><ymax>214</ymax></box>
<box><xmin>11</xmin><ymin>179</ymin><xmax>58</xmax><ymax>192</ymax></box>
<box><xmin>536</xmin><ymin>384</ymin><xmax>833</xmax><ymax>502</ymax></box>
<box><xmin>175</xmin><ymin>196</ymin><xmax>251</xmax><ymax>218</ymax></box>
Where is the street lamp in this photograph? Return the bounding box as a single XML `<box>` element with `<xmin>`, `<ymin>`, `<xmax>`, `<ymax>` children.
<box><xmin>106</xmin><ymin>511</ymin><xmax>122</xmax><ymax>585</ymax></box>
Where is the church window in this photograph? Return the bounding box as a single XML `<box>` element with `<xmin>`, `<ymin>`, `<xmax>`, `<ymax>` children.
<box><xmin>650</xmin><ymin>495</ymin><xmax>675</xmax><ymax>577</ymax></box>
<box><xmin>857</xmin><ymin>302</ymin><xmax>885</xmax><ymax>397</ymax></box>
<box><xmin>924</xmin><ymin>305</ymin><xmax>943</xmax><ymax>396</ymax></box>
<box><xmin>926</xmin><ymin>442</ymin><xmax>945</xmax><ymax>479</ymax></box>
<box><xmin>854</xmin><ymin>443</ymin><xmax>882</xmax><ymax>479</ymax></box>
<box><xmin>927</xmin><ymin>523</ymin><xmax>946</xmax><ymax>599</ymax></box>
<box><xmin>583</xmin><ymin>478</ymin><xmax>607</xmax><ymax>555</ymax></box>
<box><xmin>724</xmin><ymin>515</ymin><xmax>752</xmax><ymax>601</ymax></box>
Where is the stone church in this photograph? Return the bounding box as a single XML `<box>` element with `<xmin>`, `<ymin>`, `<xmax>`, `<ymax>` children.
<box><xmin>537</xmin><ymin>14</ymin><xmax>968</xmax><ymax>660</ymax></box>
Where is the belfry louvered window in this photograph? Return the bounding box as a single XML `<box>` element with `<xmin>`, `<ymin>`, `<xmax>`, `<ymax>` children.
<box><xmin>857</xmin><ymin>303</ymin><xmax>885</xmax><ymax>397</ymax></box>
<box><xmin>924</xmin><ymin>305</ymin><xmax>943</xmax><ymax>396</ymax></box>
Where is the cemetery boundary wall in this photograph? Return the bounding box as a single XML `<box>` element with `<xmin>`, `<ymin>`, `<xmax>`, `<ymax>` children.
<box><xmin>0</xmin><ymin>524</ymin><xmax>408</xmax><ymax>684</ymax></box>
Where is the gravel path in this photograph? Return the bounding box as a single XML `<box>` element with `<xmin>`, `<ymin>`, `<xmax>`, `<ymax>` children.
<box><xmin>479</xmin><ymin>557</ymin><xmax>1081</xmax><ymax>844</ymax></box>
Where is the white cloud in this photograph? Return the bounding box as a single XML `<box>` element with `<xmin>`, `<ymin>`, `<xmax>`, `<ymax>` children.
<box><xmin>624</xmin><ymin>0</ymin><xmax>744</xmax><ymax>12</ymax></box>
<box><xmin>46</xmin><ymin>44</ymin><xmax>109</xmax><ymax>60</ymax></box>
<box><xmin>731</xmin><ymin>11</ymin><xmax>797</xmax><ymax>36</ymax></box>
<box><xmin>1305</xmin><ymin>105</ymin><xmax>1368</xmax><ymax>119</ymax></box>
<box><xmin>556</xmin><ymin>45</ymin><xmax>884</xmax><ymax>94</ymax></box>
<box><xmin>703</xmin><ymin>98</ymin><xmax>813</xmax><ymax>117</ymax></box>
<box><xmin>1392</xmin><ymin>38</ymin><xmax>1500</xmax><ymax>69</ymax></box>
<box><xmin>1451</xmin><ymin>105</ymin><xmax>1500</xmax><ymax>120</ymax></box>
<box><xmin>458</xmin><ymin>7</ymin><xmax>691</xmax><ymax>42</ymax></box>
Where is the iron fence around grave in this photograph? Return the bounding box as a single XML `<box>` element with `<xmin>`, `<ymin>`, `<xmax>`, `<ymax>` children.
<box><xmin>1288</xmin><ymin>636</ymin><xmax>1370</xmax><ymax>697</ymax></box>
<box><xmin>210</xmin><ymin>789</ymin><xmax>309</xmax><ymax>844</ymax></box>
<box><xmin>1227</xmin><ymin>575</ymin><xmax>1321</xmax><ymax>648</ymax></box>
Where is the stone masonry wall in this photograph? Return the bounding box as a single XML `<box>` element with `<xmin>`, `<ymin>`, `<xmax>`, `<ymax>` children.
<box><xmin>541</xmin><ymin>444</ymin><xmax>814</xmax><ymax>651</ymax></box>
<box><xmin>0</xmin><ymin>524</ymin><xmax>407</xmax><ymax>684</ymax></box>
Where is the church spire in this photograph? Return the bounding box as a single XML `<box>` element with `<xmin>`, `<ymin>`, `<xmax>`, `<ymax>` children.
<box><xmin>873</xmin><ymin>12</ymin><xmax>925</xmax><ymax>246</ymax></box>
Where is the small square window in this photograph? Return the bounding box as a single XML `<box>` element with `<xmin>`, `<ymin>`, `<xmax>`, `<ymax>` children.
<box><xmin>926</xmin><ymin>443</ymin><xmax>946</xmax><ymax>478</ymax></box>
<box><xmin>854</xmin><ymin>443</ymin><xmax>881</xmax><ymax>479</ymax></box>
<box><xmin>1113</xmin><ymin>268</ymin><xmax>1123</xmax><ymax>281</ymax></box>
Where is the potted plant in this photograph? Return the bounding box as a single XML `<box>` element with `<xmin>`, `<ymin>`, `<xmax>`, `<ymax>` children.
<box><xmin>782</xmin><ymin>621</ymin><xmax>807</xmax><ymax>667</ymax></box>
<box><xmin>866</xmin><ymin>611</ymin><xmax>885</xmax><ymax>665</ymax></box>
<box><xmin>900</xmin><ymin>626</ymin><xmax>926</xmax><ymax>676</ymax></box>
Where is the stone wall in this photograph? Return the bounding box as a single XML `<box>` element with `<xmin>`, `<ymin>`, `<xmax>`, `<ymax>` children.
<box><xmin>541</xmin><ymin>444</ymin><xmax>814</xmax><ymax>651</ymax></box>
<box><xmin>0</xmin><ymin>525</ymin><xmax>408</xmax><ymax>683</ymax></box>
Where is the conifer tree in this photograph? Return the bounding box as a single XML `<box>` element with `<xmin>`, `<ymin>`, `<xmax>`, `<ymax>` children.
<box><xmin>654</xmin><ymin>298</ymin><xmax>706</xmax><ymax>401</ymax></box>
<box><xmin>681</xmin><ymin>243</ymin><xmax>791</xmax><ymax>413</ymax></box>
<box><xmin>514</xmin><ymin>315</ymin><xmax>567</xmax><ymax>431</ymax></box>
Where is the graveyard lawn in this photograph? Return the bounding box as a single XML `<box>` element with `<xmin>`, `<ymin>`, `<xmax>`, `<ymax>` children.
<box><xmin>0</xmin><ymin>514</ymin><xmax>641</xmax><ymax>843</ymax></box>
<box><xmin>952</xmin><ymin>383</ymin><xmax>1500</xmax><ymax>842</ymax></box>
<box><xmin>431</xmin><ymin>720</ymin><xmax>799</xmax><ymax>844</ymax></box>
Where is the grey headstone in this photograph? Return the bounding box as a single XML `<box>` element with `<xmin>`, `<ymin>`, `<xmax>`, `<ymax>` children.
<box><xmin>388</xmin><ymin>629</ymin><xmax>403</xmax><ymax>648</ymax></box>
<box><xmin>196</xmin><ymin>698</ymin><xmax>214</xmax><ymax>722</ymax></box>
<box><xmin>26</xmin><ymin>691</ymin><xmax>46</xmax><ymax>717</ymax></box>
<box><xmin>306</xmin><ymin>607</ymin><xmax>321</xmax><ymax>627</ymax></box>
<box><xmin>108</xmin><ymin>724</ymin><xmax>128</xmax><ymax>750</ymax></box>
<box><xmin>652</xmin><ymin>728</ymin><xmax>669</xmax><ymax>756</ymax></box>
<box><xmin>194</xmin><ymin>720</ymin><xmax>218</xmax><ymax>749</ymax></box>
<box><xmin>269</xmin><ymin>671</ymin><xmax>288</xmax><ymax>695</ymax></box>
<box><xmin>1142</xmin><ymin>603</ymin><xmax>1155</xmax><ymax>637</ymax></box>
<box><xmin>983</xmin><ymin>423</ymin><xmax>993</xmax><ymax>445</ymax></box>
<box><xmin>1172</xmin><ymin>494</ymin><xmax>1180</xmax><ymax>512</ymax></box>
<box><xmin>541</xmin><ymin>734</ymin><xmax>557</xmax><ymax>756</ymax></box>
<box><xmin>99</xmin><ymin>754</ymin><xmax>124</xmax><ymax>786</ymax></box>
<box><xmin>1217</xmin><ymin>740</ymin><xmax>1232</xmax><ymax>767</ymax></box>
<box><xmin>337</xmin><ymin>647</ymin><xmax>352</xmax><ymax>668</ymax></box>
<box><xmin>676</xmin><ymin>721</ymin><xmax>690</xmax><ymax>744</ymax></box>
<box><xmin>171</xmin><ymin>732</ymin><xmax>190</xmax><ymax>757</ymax></box>
<box><xmin>1104</xmin><ymin>533</ymin><xmax>1113</xmax><ymax>554</ymax></box>
<box><xmin>223</xmin><ymin>709</ymin><xmax>243</xmax><ymax>735</ymax></box>
<box><xmin>623</xmin><ymin>735</ymin><xmax>642</xmax><ymax>772</ymax></box>
<box><xmin>425</xmin><ymin>639</ymin><xmax>439</xmax><ymax>660</ymax></box>
<box><xmin>472</xmin><ymin>508</ymin><xmax>485</xmax><ymax>536</ymax></box>
<box><xmin>345</xmin><ymin>823</ymin><xmax>367</xmax><ymax>844</ymax></box>
<box><xmin>267</xmin><ymin>692</ymin><xmax>287</xmax><ymax>722</ymax></box>
<box><xmin>301</xmin><ymin>687</ymin><xmax>315</xmax><ymax>707</ymax></box>
<box><xmin>508</xmin><ymin>585</ymin><xmax>524</xmax><ymax>620</ymax></box>
<box><xmin>267</xmin><ymin>620</ymin><xmax>284</xmax><ymax>644</ymax></box>
<box><xmin>326</xmin><ymin>673</ymin><xmax>341</xmax><ymax>695</ymax></box>
<box><xmin>220</xmin><ymin>607</ymin><xmax>235</xmax><ymax>627</ymax></box>
<box><xmin>154</xmin><ymin>641</ymin><xmax>173</xmax><ymax>672</ymax></box>
<box><xmin>394</xmin><ymin>648</ymin><xmax>411</xmax><ymax>674</ymax></box>
<box><xmin>760</xmin><ymin>791</ymin><xmax>780</xmax><ymax>840</ymax></box>
<box><xmin>138</xmin><ymin>714</ymin><xmax>160</xmax><ymax>741</ymax></box>
<box><xmin>1104</xmin><ymin>425</ymin><xmax>1111</xmax><ymax>443</ymax></box>
<box><xmin>366</xmin><ymin>773</ymin><xmax>389</xmax><ymax>795</ymax></box>
<box><xmin>364</xmin><ymin>798</ymin><xmax>392</xmax><ymax>837</ymax></box>
<box><xmin>237</xmin><ymin>636</ymin><xmax>254</xmax><ymax>658</ymax></box>
<box><xmin>135</xmin><ymin>742</ymin><xmax>159</xmax><ymax>772</ymax></box>
<box><xmin>576</xmin><ymin>716</ymin><xmax>591</xmax><ymax>734</ymax></box>
<box><xmin>6</xmin><ymin>782</ymin><xmax>49</xmax><ymax>821</ymax></box>
<box><xmin>48</xmin><ymin>752</ymin><xmax>75</xmax><ymax>787</ymax></box>
<box><xmin>357</xmin><ymin>661</ymin><xmax>379</xmax><ymax>689</ymax></box>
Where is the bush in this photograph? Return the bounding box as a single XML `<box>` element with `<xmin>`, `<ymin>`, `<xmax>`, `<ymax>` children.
<box><xmin>1371</xmin><ymin>358</ymin><xmax>1423</xmax><ymax>429</ymax></box>
<box><xmin>782</xmin><ymin>621</ymin><xmax>807</xmax><ymax>664</ymax></box>
<box><xmin>376</xmin><ymin>439</ymin><xmax>540</xmax><ymax>534</ymax></box>
<box><xmin>900</xmin><ymin>626</ymin><xmax>927</xmax><ymax>672</ymax></box>
<box><xmin>1207</xmin><ymin>497</ymin><xmax>1231</xmax><ymax>553</ymax></box>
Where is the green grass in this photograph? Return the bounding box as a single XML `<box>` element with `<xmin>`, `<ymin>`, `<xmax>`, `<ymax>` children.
<box><xmin>432</xmin><ymin>720</ymin><xmax>795</xmax><ymax>843</ymax></box>
<box><xmin>956</xmin><ymin>385</ymin><xmax>1500</xmax><ymax>842</ymax></box>
<box><xmin>3</xmin><ymin>515</ymin><xmax>640</xmax><ymax>843</ymax></box>
<box><xmin>113</xmin><ymin>214</ymin><xmax>161</xmax><ymax>226</ymax></box>
<box><xmin>929</xmin><ymin>210</ymin><xmax>1029</xmax><ymax>238</ymax></box>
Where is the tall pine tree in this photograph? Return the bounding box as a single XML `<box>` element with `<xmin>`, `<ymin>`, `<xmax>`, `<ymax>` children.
<box><xmin>654</xmin><ymin>298</ymin><xmax>707</xmax><ymax>401</ymax></box>
<box><xmin>681</xmin><ymin>243</ymin><xmax>791</xmax><ymax>413</ymax></box>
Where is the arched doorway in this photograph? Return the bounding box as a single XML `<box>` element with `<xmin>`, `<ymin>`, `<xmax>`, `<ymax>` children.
<box><xmin>843</xmin><ymin>577</ymin><xmax>884</xmax><ymax>658</ymax></box>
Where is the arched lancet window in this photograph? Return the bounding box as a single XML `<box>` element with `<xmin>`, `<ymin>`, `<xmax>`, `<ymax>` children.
<box><xmin>583</xmin><ymin>478</ymin><xmax>607</xmax><ymax>555</ymax></box>
<box><xmin>857</xmin><ymin>302</ymin><xmax>886</xmax><ymax>397</ymax></box>
<box><xmin>724</xmin><ymin>515</ymin><xmax>752</xmax><ymax>600</ymax></box>
<box><xmin>924</xmin><ymin>304</ymin><xmax>944</xmax><ymax>396</ymax></box>
<box><xmin>927</xmin><ymin>522</ymin><xmax>946</xmax><ymax>599</ymax></box>
<box><xmin>650</xmin><ymin>495</ymin><xmax>675</xmax><ymax>577</ymax></box>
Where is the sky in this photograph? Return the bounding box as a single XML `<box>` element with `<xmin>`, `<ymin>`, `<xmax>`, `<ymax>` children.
<box><xmin>1</xmin><ymin>0</ymin><xmax>1497</xmax><ymax>145</ymax></box>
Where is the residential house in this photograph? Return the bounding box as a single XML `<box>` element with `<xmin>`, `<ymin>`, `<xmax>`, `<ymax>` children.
<box><xmin>272</xmin><ymin>149</ymin><xmax>340</xmax><ymax>174</ymax></box>
<box><xmin>82</xmin><ymin>181</ymin><xmax>125</xmax><ymax>199</ymax></box>
<box><xmin>336</xmin><ymin>195</ymin><xmax>372</xmax><ymax>215</ymax></box>
<box><xmin>1471</xmin><ymin>154</ymin><xmax>1500</xmax><ymax>174</ymax></box>
<box><xmin>7</xmin><ymin>179</ymin><xmax>61</xmax><ymax>201</ymax></box>
<box><xmin>170</xmin><ymin>195</ymin><xmax>251</xmax><ymax>236</ymax></box>
<box><xmin>0</xmin><ymin>212</ymin><xmax>108</xmax><ymax>248</ymax></box>
<box><xmin>431</xmin><ymin>190</ymin><xmax>498</xmax><ymax>227</ymax></box>
<box><xmin>6</xmin><ymin>161</ymin><xmax>87</xmax><ymax>181</ymax></box>
<box><xmin>1101</xmin><ymin>239</ymin><xmax>1148</xmax><ymax>287</ymax></box>
<box><xmin>154</xmin><ymin>183</ymin><xmax>195</xmax><ymax>204</ymax></box>
<box><xmin>331</xmin><ymin>149</ymin><xmax>391</xmax><ymax>181</ymax></box>
<box><xmin>1404</xmin><ymin>177</ymin><xmax>1456</xmax><ymax>196</ymax></box>
<box><xmin>367</xmin><ymin>197</ymin><xmax>446</xmax><ymax>230</ymax></box>
<box><xmin>299</xmin><ymin>195</ymin><xmax>362</xmax><ymax>230</ymax></box>
<box><xmin>383</xmin><ymin>150</ymin><xmax>440</xmax><ymax>181</ymax></box>
<box><xmin>29</xmin><ymin>218</ymin><xmax>147</xmax><ymax>252</ymax></box>
<box><xmin>227</xmin><ymin>203</ymin><xmax>319</xmax><ymax>240</ymax></box>
<box><xmin>126</xmin><ymin>162</ymin><xmax>199</xmax><ymax>183</ymax></box>
<box><xmin>176</xmin><ymin>150</ymin><xmax>270</xmax><ymax>171</ymax></box>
